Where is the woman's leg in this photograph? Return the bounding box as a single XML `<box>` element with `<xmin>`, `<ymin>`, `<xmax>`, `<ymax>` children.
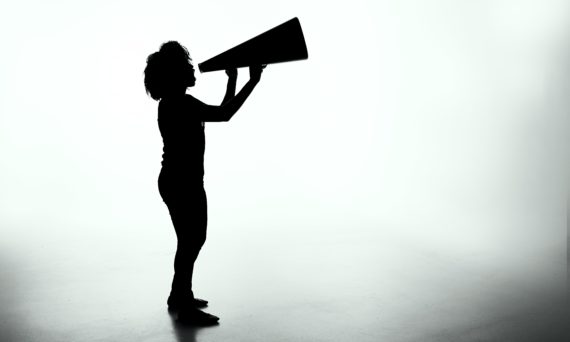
<box><xmin>165</xmin><ymin>186</ymin><xmax>208</xmax><ymax>303</ymax></box>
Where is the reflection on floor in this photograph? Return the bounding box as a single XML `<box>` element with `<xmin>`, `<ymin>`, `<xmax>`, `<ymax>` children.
<box><xmin>0</xmin><ymin>218</ymin><xmax>566</xmax><ymax>342</ymax></box>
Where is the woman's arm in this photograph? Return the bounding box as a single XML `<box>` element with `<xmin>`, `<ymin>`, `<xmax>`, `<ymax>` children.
<box><xmin>221</xmin><ymin>68</ymin><xmax>237</xmax><ymax>105</ymax></box>
<box><xmin>192</xmin><ymin>65</ymin><xmax>264</xmax><ymax>122</ymax></box>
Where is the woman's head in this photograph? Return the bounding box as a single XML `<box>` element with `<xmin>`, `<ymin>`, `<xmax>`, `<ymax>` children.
<box><xmin>144</xmin><ymin>41</ymin><xmax>196</xmax><ymax>101</ymax></box>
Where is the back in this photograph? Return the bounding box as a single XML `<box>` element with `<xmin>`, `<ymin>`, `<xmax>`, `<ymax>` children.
<box><xmin>158</xmin><ymin>95</ymin><xmax>206</xmax><ymax>179</ymax></box>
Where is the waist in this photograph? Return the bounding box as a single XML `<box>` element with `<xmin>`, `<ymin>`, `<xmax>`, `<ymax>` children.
<box><xmin>161</xmin><ymin>158</ymin><xmax>203</xmax><ymax>170</ymax></box>
<box><xmin>161</xmin><ymin>165</ymin><xmax>203</xmax><ymax>177</ymax></box>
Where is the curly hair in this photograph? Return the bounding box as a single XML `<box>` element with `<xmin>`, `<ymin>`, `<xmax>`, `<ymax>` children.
<box><xmin>144</xmin><ymin>41</ymin><xmax>194</xmax><ymax>101</ymax></box>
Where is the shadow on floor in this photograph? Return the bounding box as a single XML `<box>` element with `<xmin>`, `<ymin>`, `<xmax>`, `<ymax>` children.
<box><xmin>168</xmin><ymin>310</ymin><xmax>220</xmax><ymax>342</ymax></box>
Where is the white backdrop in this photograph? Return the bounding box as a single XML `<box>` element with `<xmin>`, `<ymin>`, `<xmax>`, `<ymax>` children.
<box><xmin>0</xmin><ymin>0</ymin><xmax>568</xmax><ymax>329</ymax></box>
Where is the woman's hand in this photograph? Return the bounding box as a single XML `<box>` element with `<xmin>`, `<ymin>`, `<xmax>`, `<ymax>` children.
<box><xmin>225</xmin><ymin>68</ymin><xmax>237</xmax><ymax>79</ymax></box>
<box><xmin>249</xmin><ymin>64</ymin><xmax>266</xmax><ymax>83</ymax></box>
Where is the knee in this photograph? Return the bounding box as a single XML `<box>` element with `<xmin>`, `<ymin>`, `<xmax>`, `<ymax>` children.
<box><xmin>194</xmin><ymin>231</ymin><xmax>207</xmax><ymax>249</ymax></box>
<box><xmin>178</xmin><ymin>232</ymin><xmax>206</xmax><ymax>251</ymax></box>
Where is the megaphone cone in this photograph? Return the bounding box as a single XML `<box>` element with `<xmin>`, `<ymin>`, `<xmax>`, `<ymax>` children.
<box><xmin>198</xmin><ymin>17</ymin><xmax>308</xmax><ymax>73</ymax></box>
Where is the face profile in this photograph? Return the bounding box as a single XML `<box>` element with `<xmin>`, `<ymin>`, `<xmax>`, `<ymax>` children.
<box><xmin>185</xmin><ymin>64</ymin><xmax>196</xmax><ymax>88</ymax></box>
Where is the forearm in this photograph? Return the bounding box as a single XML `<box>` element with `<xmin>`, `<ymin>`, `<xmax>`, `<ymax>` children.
<box><xmin>221</xmin><ymin>79</ymin><xmax>259</xmax><ymax>120</ymax></box>
<box><xmin>221</xmin><ymin>77</ymin><xmax>237</xmax><ymax>105</ymax></box>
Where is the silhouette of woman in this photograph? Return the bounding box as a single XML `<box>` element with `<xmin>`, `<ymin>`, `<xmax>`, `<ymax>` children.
<box><xmin>144</xmin><ymin>41</ymin><xmax>263</xmax><ymax>325</ymax></box>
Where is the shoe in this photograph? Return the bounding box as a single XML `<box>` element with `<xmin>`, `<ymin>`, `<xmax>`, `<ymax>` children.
<box><xmin>193</xmin><ymin>298</ymin><xmax>208</xmax><ymax>308</ymax></box>
<box><xmin>168</xmin><ymin>295</ymin><xmax>209</xmax><ymax>311</ymax></box>
<box><xmin>177</xmin><ymin>308</ymin><xmax>219</xmax><ymax>326</ymax></box>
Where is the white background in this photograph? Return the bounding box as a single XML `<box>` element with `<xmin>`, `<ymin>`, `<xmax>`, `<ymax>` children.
<box><xmin>0</xmin><ymin>0</ymin><xmax>568</xmax><ymax>339</ymax></box>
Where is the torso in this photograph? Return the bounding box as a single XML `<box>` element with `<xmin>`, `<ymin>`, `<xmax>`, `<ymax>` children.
<box><xmin>158</xmin><ymin>95</ymin><xmax>205</xmax><ymax>180</ymax></box>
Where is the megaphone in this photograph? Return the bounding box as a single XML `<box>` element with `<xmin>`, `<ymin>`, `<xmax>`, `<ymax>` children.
<box><xmin>198</xmin><ymin>17</ymin><xmax>308</xmax><ymax>73</ymax></box>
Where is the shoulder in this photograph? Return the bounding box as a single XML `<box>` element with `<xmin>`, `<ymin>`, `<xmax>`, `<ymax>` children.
<box><xmin>184</xmin><ymin>94</ymin><xmax>208</xmax><ymax>109</ymax></box>
<box><xmin>159</xmin><ymin>95</ymin><xmax>192</xmax><ymax>114</ymax></box>
<box><xmin>160</xmin><ymin>95</ymin><xmax>183</xmax><ymax>107</ymax></box>
<box><xmin>161</xmin><ymin>94</ymin><xmax>206</xmax><ymax>108</ymax></box>
<box><xmin>158</xmin><ymin>96</ymin><xmax>175</xmax><ymax>113</ymax></box>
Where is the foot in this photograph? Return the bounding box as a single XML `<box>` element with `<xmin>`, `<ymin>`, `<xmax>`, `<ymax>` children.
<box><xmin>177</xmin><ymin>308</ymin><xmax>219</xmax><ymax>326</ymax></box>
<box><xmin>193</xmin><ymin>298</ymin><xmax>208</xmax><ymax>308</ymax></box>
<box><xmin>168</xmin><ymin>295</ymin><xmax>209</xmax><ymax>311</ymax></box>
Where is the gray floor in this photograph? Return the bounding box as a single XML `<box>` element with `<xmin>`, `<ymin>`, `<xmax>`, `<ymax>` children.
<box><xmin>1</xmin><ymin>217</ymin><xmax>566</xmax><ymax>342</ymax></box>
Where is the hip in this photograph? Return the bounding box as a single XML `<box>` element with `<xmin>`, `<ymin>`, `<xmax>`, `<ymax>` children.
<box><xmin>158</xmin><ymin>168</ymin><xmax>205</xmax><ymax>201</ymax></box>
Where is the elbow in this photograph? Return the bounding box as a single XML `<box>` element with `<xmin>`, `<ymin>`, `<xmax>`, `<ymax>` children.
<box><xmin>223</xmin><ymin>113</ymin><xmax>234</xmax><ymax>122</ymax></box>
<box><xmin>218</xmin><ymin>105</ymin><xmax>234</xmax><ymax>122</ymax></box>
